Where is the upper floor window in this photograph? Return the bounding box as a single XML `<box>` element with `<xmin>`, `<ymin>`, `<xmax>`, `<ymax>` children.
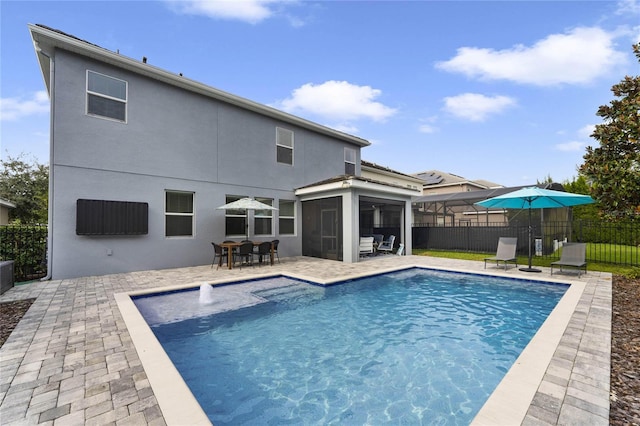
<box><xmin>278</xmin><ymin>200</ymin><xmax>295</xmax><ymax>235</ymax></box>
<box><xmin>344</xmin><ymin>148</ymin><xmax>356</xmax><ymax>175</ymax></box>
<box><xmin>165</xmin><ymin>191</ymin><xmax>194</xmax><ymax>237</ymax></box>
<box><xmin>276</xmin><ymin>127</ymin><xmax>294</xmax><ymax>165</ymax></box>
<box><xmin>87</xmin><ymin>70</ymin><xmax>127</xmax><ymax>122</ymax></box>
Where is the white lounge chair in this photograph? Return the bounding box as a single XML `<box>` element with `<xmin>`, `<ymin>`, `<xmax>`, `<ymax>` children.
<box><xmin>359</xmin><ymin>237</ymin><xmax>374</xmax><ymax>257</ymax></box>
<box><xmin>484</xmin><ymin>237</ymin><xmax>518</xmax><ymax>270</ymax></box>
<box><xmin>377</xmin><ymin>235</ymin><xmax>395</xmax><ymax>254</ymax></box>
<box><xmin>551</xmin><ymin>243</ymin><xmax>587</xmax><ymax>277</ymax></box>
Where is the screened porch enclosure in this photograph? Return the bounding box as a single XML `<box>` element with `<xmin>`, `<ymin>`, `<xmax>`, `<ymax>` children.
<box><xmin>301</xmin><ymin>197</ymin><xmax>343</xmax><ymax>261</ymax></box>
<box><xmin>359</xmin><ymin>196</ymin><xmax>404</xmax><ymax>251</ymax></box>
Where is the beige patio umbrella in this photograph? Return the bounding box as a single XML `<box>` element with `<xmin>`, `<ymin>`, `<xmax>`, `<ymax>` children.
<box><xmin>216</xmin><ymin>197</ymin><xmax>278</xmax><ymax>240</ymax></box>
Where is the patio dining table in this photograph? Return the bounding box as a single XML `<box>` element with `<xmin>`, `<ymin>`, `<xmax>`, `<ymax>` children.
<box><xmin>218</xmin><ymin>240</ymin><xmax>274</xmax><ymax>269</ymax></box>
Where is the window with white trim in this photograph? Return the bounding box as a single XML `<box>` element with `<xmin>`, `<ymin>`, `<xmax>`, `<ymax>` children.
<box><xmin>87</xmin><ymin>70</ymin><xmax>127</xmax><ymax>122</ymax></box>
<box><xmin>344</xmin><ymin>148</ymin><xmax>356</xmax><ymax>175</ymax></box>
<box><xmin>254</xmin><ymin>197</ymin><xmax>273</xmax><ymax>236</ymax></box>
<box><xmin>165</xmin><ymin>191</ymin><xmax>194</xmax><ymax>237</ymax></box>
<box><xmin>276</xmin><ymin>127</ymin><xmax>294</xmax><ymax>165</ymax></box>
<box><xmin>224</xmin><ymin>195</ymin><xmax>247</xmax><ymax>236</ymax></box>
<box><xmin>279</xmin><ymin>200</ymin><xmax>295</xmax><ymax>235</ymax></box>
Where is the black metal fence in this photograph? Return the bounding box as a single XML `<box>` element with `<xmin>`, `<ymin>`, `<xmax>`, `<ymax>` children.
<box><xmin>0</xmin><ymin>225</ymin><xmax>48</xmax><ymax>282</ymax></box>
<box><xmin>412</xmin><ymin>220</ymin><xmax>640</xmax><ymax>267</ymax></box>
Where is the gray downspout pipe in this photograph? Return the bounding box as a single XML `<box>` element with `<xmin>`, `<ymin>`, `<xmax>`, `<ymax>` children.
<box><xmin>37</xmin><ymin>46</ymin><xmax>54</xmax><ymax>281</ymax></box>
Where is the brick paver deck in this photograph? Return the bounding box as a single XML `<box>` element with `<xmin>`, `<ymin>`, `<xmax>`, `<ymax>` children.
<box><xmin>0</xmin><ymin>255</ymin><xmax>611</xmax><ymax>425</ymax></box>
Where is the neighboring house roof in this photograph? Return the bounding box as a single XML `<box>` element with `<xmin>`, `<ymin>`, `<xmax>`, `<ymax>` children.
<box><xmin>413</xmin><ymin>182</ymin><xmax>565</xmax><ymax>206</ymax></box>
<box><xmin>29</xmin><ymin>24</ymin><xmax>370</xmax><ymax>148</ymax></box>
<box><xmin>412</xmin><ymin>170</ymin><xmax>503</xmax><ymax>190</ymax></box>
<box><xmin>0</xmin><ymin>199</ymin><xmax>16</xmax><ymax>209</ymax></box>
<box><xmin>473</xmin><ymin>179</ymin><xmax>503</xmax><ymax>189</ymax></box>
<box><xmin>361</xmin><ymin>160</ymin><xmax>424</xmax><ymax>184</ymax></box>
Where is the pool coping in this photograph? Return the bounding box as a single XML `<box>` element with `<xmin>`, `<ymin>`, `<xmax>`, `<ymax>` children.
<box><xmin>114</xmin><ymin>262</ymin><xmax>598</xmax><ymax>425</ymax></box>
<box><xmin>0</xmin><ymin>256</ymin><xmax>609</xmax><ymax>425</ymax></box>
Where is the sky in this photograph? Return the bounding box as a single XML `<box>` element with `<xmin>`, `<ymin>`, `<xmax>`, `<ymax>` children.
<box><xmin>1</xmin><ymin>0</ymin><xmax>639</xmax><ymax>187</ymax></box>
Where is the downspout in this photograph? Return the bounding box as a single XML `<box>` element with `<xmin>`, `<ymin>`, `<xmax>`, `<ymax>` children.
<box><xmin>37</xmin><ymin>46</ymin><xmax>54</xmax><ymax>281</ymax></box>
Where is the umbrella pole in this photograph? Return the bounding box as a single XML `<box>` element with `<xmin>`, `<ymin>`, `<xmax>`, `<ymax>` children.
<box><xmin>520</xmin><ymin>206</ymin><xmax>541</xmax><ymax>273</ymax></box>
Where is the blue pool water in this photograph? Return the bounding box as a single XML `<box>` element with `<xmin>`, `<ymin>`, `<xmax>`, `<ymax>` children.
<box><xmin>134</xmin><ymin>268</ymin><xmax>568</xmax><ymax>425</ymax></box>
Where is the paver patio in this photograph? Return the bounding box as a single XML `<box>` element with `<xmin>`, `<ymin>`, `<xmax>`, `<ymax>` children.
<box><xmin>0</xmin><ymin>255</ymin><xmax>611</xmax><ymax>425</ymax></box>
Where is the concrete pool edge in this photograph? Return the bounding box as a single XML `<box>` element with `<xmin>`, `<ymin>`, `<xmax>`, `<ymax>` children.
<box><xmin>115</xmin><ymin>293</ymin><xmax>212</xmax><ymax>426</ymax></box>
<box><xmin>115</xmin><ymin>264</ymin><xmax>590</xmax><ymax>425</ymax></box>
<box><xmin>471</xmin><ymin>278</ymin><xmax>585</xmax><ymax>425</ymax></box>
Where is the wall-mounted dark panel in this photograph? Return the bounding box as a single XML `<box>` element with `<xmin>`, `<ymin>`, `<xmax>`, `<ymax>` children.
<box><xmin>76</xmin><ymin>199</ymin><xmax>148</xmax><ymax>235</ymax></box>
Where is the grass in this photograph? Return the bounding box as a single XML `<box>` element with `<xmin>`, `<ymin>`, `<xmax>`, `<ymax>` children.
<box><xmin>586</xmin><ymin>242</ymin><xmax>639</xmax><ymax>266</ymax></box>
<box><xmin>412</xmin><ymin>248</ymin><xmax>640</xmax><ymax>277</ymax></box>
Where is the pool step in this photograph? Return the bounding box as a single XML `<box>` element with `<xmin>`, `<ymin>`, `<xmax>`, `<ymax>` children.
<box><xmin>255</xmin><ymin>283</ymin><xmax>320</xmax><ymax>303</ymax></box>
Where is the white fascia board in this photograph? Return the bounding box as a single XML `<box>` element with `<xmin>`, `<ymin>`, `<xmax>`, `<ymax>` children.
<box><xmin>295</xmin><ymin>181</ymin><xmax>347</xmax><ymax>197</ymax></box>
<box><xmin>296</xmin><ymin>178</ymin><xmax>419</xmax><ymax>199</ymax></box>
<box><xmin>0</xmin><ymin>199</ymin><xmax>17</xmax><ymax>208</ymax></box>
<box><xmin>349</xmin><ymin>179</ymin><xmax>419</xmax><ymax>197</ymax></box>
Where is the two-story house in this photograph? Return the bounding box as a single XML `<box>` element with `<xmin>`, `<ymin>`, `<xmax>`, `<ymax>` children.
<box><xmin>30</xmin><ymin>24</ymin><xmax>416</xmax><ymax>279</ymax></box>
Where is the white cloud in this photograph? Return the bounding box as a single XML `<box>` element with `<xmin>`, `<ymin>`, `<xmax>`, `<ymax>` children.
<box><xmin>0</xmin><ymin>91</ymin><xmax>49</xmax><ymax>121</ymax></box>
<box><xmin>555</xmin><ymin>141</ymin><xmax>585</xmax><ymax>152</ymax></box>
<box><xmin>436</xmin><ymin>27</ymin><xmax>627</xmax><ymax>86</ymax></box>
<box><xmin>166</xmin><ymin>0</ymin><xmax>283</xmax><ymax>24</ymax></box>
<box><xmin>418</xmin><ymin>116</ymin><xmax>438</xmax><ymax>134</ymax></box>
<box><xmin>578</xmin><ymin>124</ymin><xmax>596</xmax><ymax>139</ymax></box>
<box><xmin>554</xmin><ymin>125</ymin><xmax>596</xmax><ymax>152</ymax></box>
<box><xmin>442</xmin><ymin>93</ymin><xmax>516</xmax><ymax>122</ymax></box>
<box><xmin>331</xmin><ymin>123</ymin><xmax>359</xmax><ymax>134</ymax></box>
<box><xmin>418</xmin><ymin>124</ymin><xmax>437</xmax><ymax>134</ymax></box>
<box><xmin>275</xmin><ymin>80</ymin><xmax>397</xmax><ymax>122</ymax></box>
<box><xmin>616</xmin><ymin>0</ymin><xmax>640</xmax><ymax>15</ymax></box>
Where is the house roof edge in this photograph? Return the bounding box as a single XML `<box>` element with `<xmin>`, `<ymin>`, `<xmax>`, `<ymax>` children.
<box><xmin>28</xmin><ymin>24</ymin><xmax>370</xmax><ymax>148</ymax></box>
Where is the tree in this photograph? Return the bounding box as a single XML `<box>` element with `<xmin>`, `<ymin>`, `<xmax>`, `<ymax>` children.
<box><xmin>580</xmin><ymin>43</ymin><xmax>640</xmax><ymax>221</ymax></box>
<box><xmin>0</xmin><ymin>154</ymin><xmax>49</xmax><ymax>224</ymax></box>
<box><xmin>562</xmin><ymin>175</ymin><xmax>600</xmax><ymax>221</ymax></box>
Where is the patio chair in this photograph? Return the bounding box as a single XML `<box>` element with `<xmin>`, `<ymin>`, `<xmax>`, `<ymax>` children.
<box><xmin>551</xmin><ymin>243</ymin><xmax>587</xmax><ymax>277</ymax></box>
<box><xmin>359</xmin><ymin>237</ymin><xmax>374</xmax><ymax>257</ymax></box>
<box><xmin>272</xmin><ymin>239</ymin><xmax>280</xmax><ymax>263</ymax></box>
<box><xmin>253</xmin><ymin>241</ymin><xmax>273</xmax><ymax>266</ymax></box>
<box><xmin>377</xmin><ymin>235</ymin><xmax>395</xmax><ymax>254</ymax></box>
<box><xmin>211</xmin><ymin>242</ymin><xmax>228</xmax><ymax>270</ymax></box>
<box><xmin>484</xmin><ymin>237</ymin><xmax>518</xmax><ymax>270</ymax></box>
<box><xmin>234</xmin><ymin>242</ymin><xmax>254</xmax><ymax>268</ymax></box>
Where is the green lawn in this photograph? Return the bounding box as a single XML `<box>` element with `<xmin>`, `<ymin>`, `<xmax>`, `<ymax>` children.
<box><xmin>412</xmin><ymin>248</ymin><xmax>640</xmax><ymax>277</ymax></box>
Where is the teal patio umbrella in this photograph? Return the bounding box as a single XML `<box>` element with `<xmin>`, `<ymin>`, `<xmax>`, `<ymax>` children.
<box><xmin>475</xmin><ymin>187</ymin><xmax>594</xmax><ymax>272</ymax></box>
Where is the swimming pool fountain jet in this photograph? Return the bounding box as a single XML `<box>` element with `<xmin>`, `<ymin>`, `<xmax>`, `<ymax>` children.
<box><xmin>199</xmin><ymin>283</ymin><xmax>215</xmax><ymax>304</ymax></box>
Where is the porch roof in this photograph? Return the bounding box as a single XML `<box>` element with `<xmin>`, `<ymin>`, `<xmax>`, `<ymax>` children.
<box><xmin>295</xmin><ymin>175</ymin><xmax>420</xmax><ymax>198</ymax></box>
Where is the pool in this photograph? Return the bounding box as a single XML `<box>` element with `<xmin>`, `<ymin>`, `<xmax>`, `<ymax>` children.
<box><xmin>133</xmin><ymin>268</ymin><xmax>568</xmax><ymax>425</ymax></box>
